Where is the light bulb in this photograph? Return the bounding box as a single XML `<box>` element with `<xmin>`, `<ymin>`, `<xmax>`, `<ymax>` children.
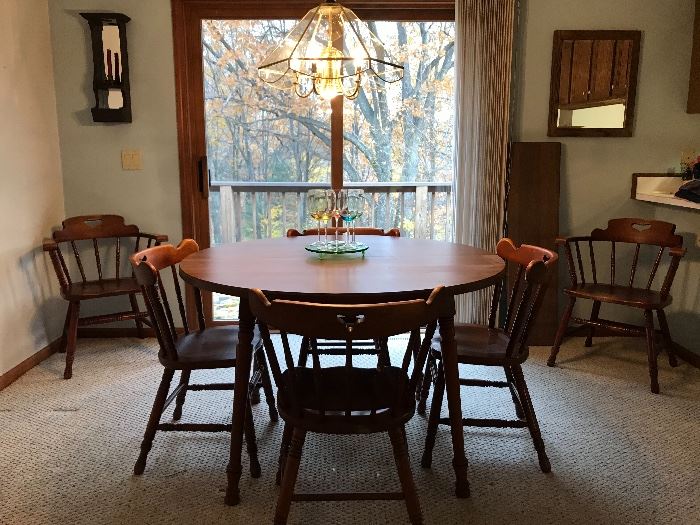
<box><xmin>315</xmin><ymin>43</ymin><xmax>344</xmax><ymax>99</ymax></box>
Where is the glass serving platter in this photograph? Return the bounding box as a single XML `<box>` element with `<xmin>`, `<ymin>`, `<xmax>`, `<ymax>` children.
<box><xmin>304</xmin><ymin>241</ymin><xmax>369</xmax><ymax>258</ymax></box>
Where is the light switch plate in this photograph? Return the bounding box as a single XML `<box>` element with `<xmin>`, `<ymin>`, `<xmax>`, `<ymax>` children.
<box><xmin>121</xmin><ymin>149</ymin><xmax>143</xmax><ymax>170</ymax></box>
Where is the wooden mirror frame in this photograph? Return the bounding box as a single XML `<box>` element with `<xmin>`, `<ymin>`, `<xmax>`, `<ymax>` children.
<box><xmin>547</xmin><ymin>30</ymin><xmax>641</xmax><ymax>137</ymax></box>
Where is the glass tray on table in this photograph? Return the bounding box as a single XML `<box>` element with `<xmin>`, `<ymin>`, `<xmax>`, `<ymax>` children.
<box><xmin>304</xmin><ymin>240</ymin><xmax>369</xmax><ymax>257</ymax></box>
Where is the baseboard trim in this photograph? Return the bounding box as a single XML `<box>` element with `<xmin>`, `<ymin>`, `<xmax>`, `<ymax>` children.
<box><xmin>566</xmin><ymin>325</ymin><xmax>699</xmax><ymax>369</ymax></box>
<box><xmin>0</xmin><ymin>338</ymin><xmax>62</xmax><ymax>391</ymax></box>
<box><xmin>674</xmin><ymin>344</ymin><xmax>700</xmax><ymax>369</ymax></box>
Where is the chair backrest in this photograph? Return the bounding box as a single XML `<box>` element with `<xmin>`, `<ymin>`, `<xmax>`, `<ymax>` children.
<box><xmin>286</xmin><ymin>227</ymin><xmax>400</xmax><ymax>237</ymax></box>
<box><xmin>561</xmin><ymin>218</ymin><xmax>685</xmax><ymax>297</ymax></box>
<box><xmin>489</xmin><ymin>238</ymin><xmax>558</xmax><ymax>358</ymax></box>
<box><xmin>250</xmin><ymin>286</ymin><xmax>449</xmax><ymax>418</ymax></box>
<box><xmin>130</xmin><ymin>239</ymin><xmax>202</xmax><ymax>362</ymax></box>
<box><xmin>45</xmin><ymin>215</ymin><xmax>163</xmax><ymax>290</ymax></box>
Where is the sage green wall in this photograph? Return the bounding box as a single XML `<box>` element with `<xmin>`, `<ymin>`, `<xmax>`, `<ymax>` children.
<box><xmin>515</xmin><ymin>0</ymin><xmax>700</xmax><ymax>353</ymax></box>
<box><xmin>0</xmin><ymin>0</ymin><xmax>66</xmax><ymax>375</ymax></box>
<box><xmin>48</xmin><ymin>0</ymin><xmax>699</xmax><ymax>352</ymax></box>
<box><xmin>48</xmin><ymin>0</ymin><xmax>181</xmax><ymax>245</ymax></box>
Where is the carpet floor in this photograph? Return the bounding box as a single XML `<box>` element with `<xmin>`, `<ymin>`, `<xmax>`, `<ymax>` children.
<box><xmin>0</xmin><ymin>336</ymin><xmax>698</xmax><ymax>525</ymax></box>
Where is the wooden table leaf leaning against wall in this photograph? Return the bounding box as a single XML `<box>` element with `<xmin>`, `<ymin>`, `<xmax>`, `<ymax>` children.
<box><xmin>178</xmin><ymin>235</ymin><xmax>505</xmax><ymax>505</ymax></box>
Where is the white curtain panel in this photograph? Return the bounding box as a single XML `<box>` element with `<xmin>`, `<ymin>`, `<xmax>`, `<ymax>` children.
<box><xmin>452</xmin><ymin>0</ymin><xmax>516</xmax><ymax>323</ymax></box>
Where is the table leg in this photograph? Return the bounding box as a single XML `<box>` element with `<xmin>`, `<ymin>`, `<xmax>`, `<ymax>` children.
<box><xmin>225</xmin><ymin>295</ymin><xmax>255</xmax><ymax>506</ymax></box>
<box><xmin>438</xmin><ymin>313</ymin><xmax>470</xmax><ymax>498</ymax></box>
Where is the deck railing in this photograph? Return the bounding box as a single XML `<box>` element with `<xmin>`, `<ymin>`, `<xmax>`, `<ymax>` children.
<box><xmin>210</xmin><ymin>181</ymin><xmax>453</xmax><ymax>243</ymax></box>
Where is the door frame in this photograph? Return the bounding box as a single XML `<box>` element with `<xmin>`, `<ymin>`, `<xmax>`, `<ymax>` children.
<box><xmin>171</xmin><ymin>0</ymin><xmax>454</xmax><ymax>323</ymax></box>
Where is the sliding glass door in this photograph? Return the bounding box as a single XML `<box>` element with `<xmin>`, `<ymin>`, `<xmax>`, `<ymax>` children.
<box><xmin>173</xmin><ymin>0</ymin><xmax>454</xmax><ymax>323</ymax></box>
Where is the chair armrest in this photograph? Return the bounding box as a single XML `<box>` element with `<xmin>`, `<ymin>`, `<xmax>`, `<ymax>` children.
<box><xmin>42</xmin><ymin>238</ymin><xmax>70</xmax><ymax>292</ymax></box>
<box><xmin>669</xmin><ymin>247</ymin><xmax>687</xmax><ymax>259</ymax></box>
<box><xmin>659</xmin><ymin>246</ymin><xmax>687</xmax><ymax>298</ymax></box>
<box><xmin>554</xmin><ymin>235</ymin><xmax>584</xmax><ymax>287</ymax></box>
<box><xmin>42</xmin><ymin>238</ymin><xmax>58</xmax><ymax>251</ymax></box>
<box><xmin>139</xmin><ymin>233</ymin><xmax>169</xmax><ymax>244</ymax></box>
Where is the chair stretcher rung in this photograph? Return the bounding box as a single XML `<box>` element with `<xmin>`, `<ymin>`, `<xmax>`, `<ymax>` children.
<box><xmin>187</xmin><ymin>383</ymin><xmax>235</xmax><ymax>391</ymax></box>
<box><xmin>78</xmin><ymin>310</ymin><xmax>148</xmax><ymax>326</ymax></box>
<box><xmin>293</xmin><ymin>492</ymin><xmax>404</xmax><ymax>502</ymax></box>
<box><xmin>570</xmin><ymin>316</ymin><xmax>646</xmax><ymax>335</ymax></box>
<box><xmin>439</xmin><ymin>417</ymin><xmax>527</xmax><ymax>429</ymax></box>
<box><xmin>157</xmin><ymin>423</ymin><xmax>231</xmax><ymax>432</ymax></box>
<box><xmin>459</xmin><ymin>378</ymin><xmax>509</xmax><ymax>388</ymax></box>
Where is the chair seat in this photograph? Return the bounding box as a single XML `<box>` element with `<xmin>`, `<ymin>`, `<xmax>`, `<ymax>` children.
<box><xmin>433</xmin><ymin>324</ymin><xmax>525</xmax><ymax>365</ymax></box>
<box><xmin>277</xmin><ymin>366</ymin><xmax>414</xmax><ymax>434</ymax></box>
<box><xmin>65</xmin><ymin>277</ymin><xmax>141</xmax><ymax>300</ymax></box>
<box><xmin>564</xmin><ymin>284</ymin><xmax>672</xmax><ymax>309</ymax></box>
<box><xmin>161</xmin><ymin>326</ymin><xmax>243</xmax><ymax>370</ymax></box>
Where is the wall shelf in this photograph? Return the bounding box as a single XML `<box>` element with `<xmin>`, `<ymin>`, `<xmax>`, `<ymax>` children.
<box><xmin>632</xmin><ymin>173</ymin><xmax>700</xmax><ymax>211</ymax></box>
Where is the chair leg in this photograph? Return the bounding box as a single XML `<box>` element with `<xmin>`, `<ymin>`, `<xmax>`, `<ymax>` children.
<box><xmin>274</xmin><ymin>427</ymin><xmax>306</xmax><ymax>525</ymax></box>
<box><xmin>276</xmin><ymin>423</ymin><xmax>293</xmax><ymax>485</ymax></box>
<box><xmin>512</xmin><ymin>365</ymin><xmax>551</xmax><ymax>473</ymax></box>
<box><xmin>129</xmin><ymin>293</ymin><xmax>145</xmax><ymax>338</ymax></box>
<box><xmin>656</xmin><ymin>310</ymin><xmax>679</xmax><ymax>368</ymax></box>
<box><xmin>58</xmin><ymin>302</ymin><xmax>73</xmax><ymax>353</ymax></box>
<box><xmin>644</xmin><ymin>310</ymin><xmax>660</xmax><ymax>394</ymax></box>
<box><xmin>416</xmin><ymin>351</ymin><xmax>434</xmax><ymax>416</ymax></box>
<box><xmin>255</xmin><ymin>346</ymin><xmax>279</xmax><ymax>422</ymax></box>
<box><xmin>504</xmin><ymin>366</ymin><xmax>525</xmax><ymax>419</ymax></box>
<box><xmin>584</xmin><ymin>300</ymin><xmax>601</xmax><ymax>348</ymax></box>
<box><xmin>244</xmin><ymin>394</ymin><xmax>261</xmax><ymax>478</ymax></box>
<box><xmin>172</xmin><ymin>370</ymin><xmax>190</xmax><ymax>421</ymax></box>
<box><xmin>249</xmin><ymin>353</ymin><xmax>262</xmax><ymax>405</ymax></box>
<box><xmin>389</xmin><ymin>426</ymin><xmax>423</xmax><ymax>525</ymax></box>
<box><xmin>63</xmin><ymin>301</ymin><xmax>81</xmax><ymax>379</ymax></box>
<box><xmin>421</xmin><ymin>357</ymin><xmax>445</xmax><ymax>469</ymax></box>
<box><xmin>548</xmin><ymin>296</ymin><xmax>576</xmax><ymax>367</ymax></box>
<box><xmin>134</xmin><ymin>368</ymin><xmax>175</xmax><ymax>475</ymax></box>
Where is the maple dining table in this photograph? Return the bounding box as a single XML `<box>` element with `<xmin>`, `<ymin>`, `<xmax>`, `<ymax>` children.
<box><xmin>178</xmin><ymin>235</ymin><xmax>505</xmax><ymax>505</ymax></box>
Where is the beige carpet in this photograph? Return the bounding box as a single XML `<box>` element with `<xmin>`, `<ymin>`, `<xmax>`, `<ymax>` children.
<box><xmin>1</xmin><ymin>336</ymin><xmax>698</xmax><ymax>525</ymax></box>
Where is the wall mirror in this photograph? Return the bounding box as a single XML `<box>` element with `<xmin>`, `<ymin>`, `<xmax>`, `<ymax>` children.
<box><xmin>547</xmin><ymin>30</ymin><xmax>641</xmax><ymax>137</ymax></box>
<box><xmin>80</xmin><ymin>12</ymin><xmax>132</xmax><ymax>123</ymax></box>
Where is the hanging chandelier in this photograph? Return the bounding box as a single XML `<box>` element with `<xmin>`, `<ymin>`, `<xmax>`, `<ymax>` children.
<box><xmin>257</xmin><ymin>0</ymin><xmax>404</xmax><ymax>100</ymax></box>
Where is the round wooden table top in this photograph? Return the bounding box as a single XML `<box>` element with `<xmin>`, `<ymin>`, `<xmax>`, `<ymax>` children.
<box><xmin>179</xmin><ymin>236</ymin><xmax>504</xmax><ymax>300</ymax></box>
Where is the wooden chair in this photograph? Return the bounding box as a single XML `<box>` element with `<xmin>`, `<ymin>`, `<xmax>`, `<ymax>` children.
<box><xmin>287</xmin><ymin>227</ymin><xmax>405</xmax><ymax>360</ymax></box>
<box><xmin>420</xmin><ymin>239</ymin><xmax>557</xmax><ymax>473</ymax></box>
<box><xmin>43</xmin><ymin>214</ymin><xmax>167</xmax><ymax>378</ymax></box>
<box><xmin>251</xmin><ymin>287</ymin><xmax>448</xmax><ymax>525</ymax></box>
<box><xmin>547</xmin><ymin>218</ymin><xmax>686</xmax><ymax>394</ymax></box>
<box><xmin>129</xmin><ymin>239</ymin><xmax>277</xmax><ymax>476</ymax></box>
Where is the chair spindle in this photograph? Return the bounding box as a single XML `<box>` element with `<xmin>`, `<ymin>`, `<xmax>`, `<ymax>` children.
<box><xmin>504</xmin><ymin>264</ymin><xmax>523</xmax><ymax>331</ymax></box>
<box><xmin>116</xmin><ymin>237</ymin><xmax>123</xmax><ymax>280</ymax></box>
<box><xmin>588</xmin><ymin>240</ymin><xmax>597</xmax><ymax>283</ymax></box>
<box><xmin>647</xmin><ymin>247</ymin><xmax>664</xmax><ymax>290</ymax></box>
<box><xmin>610</xmin><ymin>241</ymin><xmax>616</xmax><ymax>285</ymax></box>
<box><xmin>93</xmin><ymin>239</ymin><xmax>102</xmax><ymax>280</ymax></box>
<box><xmin>171</xmin><ymin>265</ymin><xmax>189</xmax><ymax>334</ymax></box>
<box><xmin>575</xmin><ymin>241</ymin><xmax>585</xmax><ymax>284</ymax></box>
<box><xmin>71</xmin><ymin>241</ymin><xmax>87</xmax><ymax>282</ymax></box>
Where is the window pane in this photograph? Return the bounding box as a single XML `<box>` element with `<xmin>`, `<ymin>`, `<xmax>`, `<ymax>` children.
<box><xmin>202</xmin><ymin>19</ymin><xmax>332</xmax><ymax>246</ymax></box>
<box><xmin>343</xmin><ymin>21</ymin><xmax>455</xmax><ymax>239</ymax></box>
<box><xmin>203</xmin><ymin>19</ymin><xmax>334</xmax><ymax>320</ymax></box>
